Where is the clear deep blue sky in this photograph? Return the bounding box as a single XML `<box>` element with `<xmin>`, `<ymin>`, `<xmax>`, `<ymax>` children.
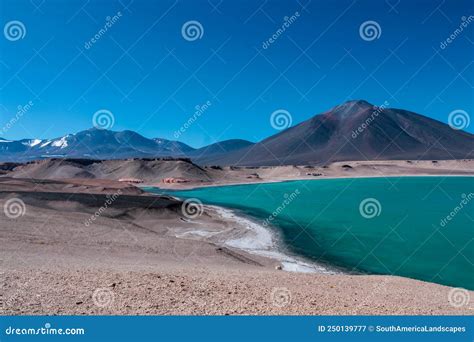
<box><xmin>0</xmin><ymin>0</ymin><xmax>473</xmax><ymax>147</ymax></box>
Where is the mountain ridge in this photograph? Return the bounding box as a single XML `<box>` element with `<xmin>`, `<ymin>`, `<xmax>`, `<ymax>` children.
<box><xmin>0</xmin><ymin>126</ymin><xmax>255</xmax><ymax>162</ymax></box>
<box><xmin>202</xmin><ymin>100</ymin><xmax>473</xmax><ymax>166</ymax></box>
<box><xmin>1</xmin><ymin>100</ymin><xmax>472</xmax><ymax>165</ymax></box>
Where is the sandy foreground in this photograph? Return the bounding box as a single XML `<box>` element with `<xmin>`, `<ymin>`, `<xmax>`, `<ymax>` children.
<box><xmin>1</xmin><ymin>161</ymin><xmax>474</xmax><ymax>315</ymax></box>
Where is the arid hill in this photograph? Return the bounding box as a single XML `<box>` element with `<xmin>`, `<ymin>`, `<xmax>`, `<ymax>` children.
<box><xmin>3</xmin><ymin>158</ymin><xmax>214</xmax><ymax>183</ymax></box>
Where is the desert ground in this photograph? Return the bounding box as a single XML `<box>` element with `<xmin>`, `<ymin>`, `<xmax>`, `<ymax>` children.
<box><xmin>1</xmin><ymin>159</ymin><xmax>473</xmax><ymax>315</ymax></box>
<box><xmin>155</xmin><ymin>159</ymin><xmax>474</xmax><ymax>189</ymax></box>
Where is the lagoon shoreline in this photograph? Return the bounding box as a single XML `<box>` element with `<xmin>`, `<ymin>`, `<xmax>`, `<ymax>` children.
<box><xmin>148</xmin><ymin>159</ymin><xmax>474</xmax><ymax>190</ymax></box>
<box><xmin>1</xmin><ymin>160</ymin><xmax>473</xmax><ymax>315</ymax></box>
<box><xmin>147</xmin><ymin>175</ymin><xmax>474</xmax><ymax>291</ymax></box>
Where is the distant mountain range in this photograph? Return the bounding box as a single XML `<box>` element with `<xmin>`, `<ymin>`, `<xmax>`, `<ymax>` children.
<box><xmin>1</xmin><ymin>100</ymin><xmax>472</xmax><ymax>165</ymax></box>
<box><xmin>0</xmin><ymin>127</ymin><xmax>254</xmax><ymax>164</ymax></box>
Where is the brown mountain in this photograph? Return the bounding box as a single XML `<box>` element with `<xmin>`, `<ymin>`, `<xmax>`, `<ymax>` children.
<box><xmin>201</xmin><ymin>100</ymin><xmax>474</xmax><ymax>166</ymax></box>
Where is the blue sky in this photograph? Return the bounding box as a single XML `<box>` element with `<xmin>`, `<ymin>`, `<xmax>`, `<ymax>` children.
<box><xmin>0</xmin><ymin>0</ymin><xmax>473</xmax><ymax>147</ymax></box>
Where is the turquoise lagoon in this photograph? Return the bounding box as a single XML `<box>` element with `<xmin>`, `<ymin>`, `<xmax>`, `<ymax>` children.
<box><xmin>147</xmin><ymin>177</ymin><xmax>474</xmax><ymax>289</ymax></box>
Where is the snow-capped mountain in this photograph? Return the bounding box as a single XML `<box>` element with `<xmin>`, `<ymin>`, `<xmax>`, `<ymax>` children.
<box><xmin>1</xmin><ymin>100</ymin><xmax>472</xmax><ymax>165</ymax></box>
<box><xmin>0</xmin><ymin>128</ymin><xmax>195</xmax><ymax>161</ymax></box>
<box><xmin>0</xmin><ymin>127</ymin><xmax>253</xmax><ymax>162</ymax></box>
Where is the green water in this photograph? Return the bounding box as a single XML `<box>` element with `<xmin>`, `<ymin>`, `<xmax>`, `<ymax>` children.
<box><xmin>148</xmin><ymin>177</ymin><xmax>474</xmax><ymax>289</ymax></box>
